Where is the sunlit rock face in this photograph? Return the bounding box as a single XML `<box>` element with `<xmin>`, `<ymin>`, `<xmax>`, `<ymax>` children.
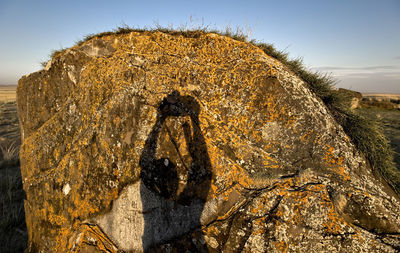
<box><xmin>17</xmin><ymin>31</ymin><xmax>400</xmax><ymax>252</ymax></box>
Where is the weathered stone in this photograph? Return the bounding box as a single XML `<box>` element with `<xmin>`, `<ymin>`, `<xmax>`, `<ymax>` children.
<box><xmin>17</xmin><ymin>31</ymin><xmax>400</xmax><ymax>252</ymax></box>
<box><xmin>337</xmin><ymin>88</ymin><xmax>363</xmax><ymax>109</ymax></box>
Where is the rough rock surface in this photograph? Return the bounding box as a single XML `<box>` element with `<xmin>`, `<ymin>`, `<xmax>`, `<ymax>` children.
<box><xmin>337</xmin><ymin>88</ymin><xmax>362</xmax><ymax>109</ymax></box>
<box><xmin>17</xmin><ymin>31</ymin><xmax>400</xmax><ymax>252</ymax></box>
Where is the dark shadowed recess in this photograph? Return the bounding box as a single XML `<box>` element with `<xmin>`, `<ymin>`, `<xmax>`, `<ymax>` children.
<box><xmin>0</xmin><ymin>165</ymin><xmax>27</xmax><ymax>253</ymax></box>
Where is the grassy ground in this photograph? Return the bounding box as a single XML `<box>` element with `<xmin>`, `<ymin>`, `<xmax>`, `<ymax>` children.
<box><xmin>0</xmin><ymin>98</ymin><xmax>27</xmax><ymax>253</ymax></box>
<box><xmin>357</xmin><ymin>107</ymin><xmax>400</xmax><ymax>172</ymax></box>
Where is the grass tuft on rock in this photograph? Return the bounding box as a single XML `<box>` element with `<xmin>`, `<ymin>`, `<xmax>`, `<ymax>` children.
<box><xmin>42</xmin><ymin>25</ymin><xmax>400</xmax><ymax>195</ymax></box>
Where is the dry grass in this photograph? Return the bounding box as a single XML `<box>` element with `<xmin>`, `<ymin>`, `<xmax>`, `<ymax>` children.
<box><xmin>0</xmin><ymin>99</ymin><xmax>26</xmax><ymax>252</ymax></box>
<box><xmin>0</xmin><ymin>141</ymin><xmax>19</xmax><ymax>168</ymax></box>
<box><xmin>0</xmin><ymin>164</ymin><xmax>27</xmax><ymax>253</ymax></box>
<box><xmin>0</xmin><ymin>142</ymin><xmax>19</xmax><ymax>161</ymax></box>
<box><xmin>356</xmin><ymin>108</ymin><xmax>400</xmax><ymax>188</ymax></box>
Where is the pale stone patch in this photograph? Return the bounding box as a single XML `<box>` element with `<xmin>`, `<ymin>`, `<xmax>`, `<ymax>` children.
<box><xmin>63</xmin><ymin>183</ymin><xmax>71</xmax><ymax>195</ymax></box>
<box><xmin>67</xmin><ymin>65</ymin><xmax>77</xmax><ymax>84</ymax></box>
<box><xmin>261</xmin><ymin>121</ymin><xmax>281</xmax><ymax>141</ymax></box>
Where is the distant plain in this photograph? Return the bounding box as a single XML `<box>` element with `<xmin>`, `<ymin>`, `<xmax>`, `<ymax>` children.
<box><xmin>0</xmin><ymin>85</ymin><xmax>17</xmax><ymax>103</ymax></box>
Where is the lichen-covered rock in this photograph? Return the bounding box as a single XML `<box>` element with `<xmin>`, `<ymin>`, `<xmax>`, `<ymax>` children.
<box><xmin>17</xmin><ymin>31</ymin><xmax>400</xmax><ymax>252</ymax></box>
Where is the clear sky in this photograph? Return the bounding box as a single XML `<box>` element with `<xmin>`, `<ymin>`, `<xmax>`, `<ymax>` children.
<box><xmin>0</xmin><ymin>0</ymin><xmax>399</xmax><ymax>93</ymax></box>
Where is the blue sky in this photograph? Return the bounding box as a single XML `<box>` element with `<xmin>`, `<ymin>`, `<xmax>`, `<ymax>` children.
<box><xmin>0</xmin><ymin>0</ymin><xmax>399</xmax><ymax>93</ymax></box>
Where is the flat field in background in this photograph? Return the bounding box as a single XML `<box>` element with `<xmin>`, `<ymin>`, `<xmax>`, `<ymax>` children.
<box><xmin>0</xmin><ymin>85</ymin><xmax>19</xmax><ymax>143</ymax></box>
<box><xmin>0</xmin><ymin>85</ymin><xmax>17</xmax><ymax>103</ymax></box>
<box><xmin>362</xmin><ymin>93</ymin><xmax>400</xmax><ymax>100</ymax></box>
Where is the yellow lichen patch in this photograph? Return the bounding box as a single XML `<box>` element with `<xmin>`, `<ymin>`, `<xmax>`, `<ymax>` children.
<box><xmin>48</xmin><ymin>213</ymin><xmax>68</xmax><ymax>227</ymax></box>
<box><xmin>300</xmin><ymin>129</ymin><xmax>315</xmax><ymax>142</ymax></box>
<box><xmin>202</xmin><ymin>224</ymin><xmax>221</xmax><ymax>238</ymax></box>
<box><xmin>274</xmin><ymin>241</ymin><xmax>288</xmax><ymax>253</ymax></box>
<box><xmin>320</xmin><ymin>194</ymin><xmax>347</xmax><ymax>234</ymax></box>
<box><xmin>251</xmin><ymin>217</ymin><xmax>268</xmax><ymax>235</ymax></box>
<box><xmin>323</xmin><ymin>145</ymin><xmax>351</xmax><ymax>181</ymax></box>
<box><xmin>262</xmin><ymin>155</ymin><xmax>280</xmax><ymax>169</ymax></box>
<box><xmin>55</xmin><ymin>227</ymin><xmax>74</xmax><ymax>252</ymax></box>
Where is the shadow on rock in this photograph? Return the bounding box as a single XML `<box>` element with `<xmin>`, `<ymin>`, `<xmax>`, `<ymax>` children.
<box><xmin>139</xmin><ymin>91</ymin><xmax>211</xmax><ymax>252</ymax></box>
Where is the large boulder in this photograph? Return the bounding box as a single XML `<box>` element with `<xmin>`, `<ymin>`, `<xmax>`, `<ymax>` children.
<box><xmin>17</xmin><ymin>31</ymin><xmax>400</xmax><ymax>252</ymax></box>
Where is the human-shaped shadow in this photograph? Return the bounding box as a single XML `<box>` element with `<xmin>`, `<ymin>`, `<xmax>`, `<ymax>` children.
<box><xmin>139</xmin><ymin>91</ymin><xmax>211</xmax><ymax>252</ymax></box>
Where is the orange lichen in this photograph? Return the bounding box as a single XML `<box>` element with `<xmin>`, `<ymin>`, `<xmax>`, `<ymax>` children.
<box><xmin>274</xmin><ymin>241</ymin><xmax>288</xmax><ymax>253</ymax></box>
<box><xmin>323</xmin><ymin>145</ymin><xmax>351</xmax><ymax>181</ymax></box>
<box><xmin>300</xmin><ymin>129</ymin><xmax>315</xmax><ymax>142</ymax></box>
